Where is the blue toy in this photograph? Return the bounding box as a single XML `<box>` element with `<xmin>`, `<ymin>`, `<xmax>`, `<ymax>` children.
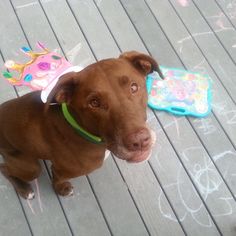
<box><xmin>146</xmin><ymin>66</ymin><xmax>212</xmax><ymax>117</ymax></box>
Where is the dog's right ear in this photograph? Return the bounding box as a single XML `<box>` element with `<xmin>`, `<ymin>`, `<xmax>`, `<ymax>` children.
<box><xmin>119</xmin><ymin>51</ymin><xmax>164</xmax><ymax>79</ymax></box>
<box><xmin>46</xmin><ymin>72</ymin><xmax>77</xmax><ymax>106</ymax></box>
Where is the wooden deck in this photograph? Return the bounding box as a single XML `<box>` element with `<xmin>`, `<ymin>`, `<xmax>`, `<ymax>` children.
<box><xmin>0</xmin><ymin>0</ymin><xmax>236</xmax><ymax>235</ymax></box>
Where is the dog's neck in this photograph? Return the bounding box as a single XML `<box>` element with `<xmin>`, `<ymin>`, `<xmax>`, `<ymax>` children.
<box><xmin>61</xmin><ymin>103</ymin><xmax>103</xmax><ymax>145</ymax></box>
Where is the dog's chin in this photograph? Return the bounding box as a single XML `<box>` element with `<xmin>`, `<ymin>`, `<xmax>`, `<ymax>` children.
<box><xmin>111</xmin><ymin>148</ymin><xmax>152</xmax><ymax>163</ymax></box>
<box><xmin>126</xmin><ymin>149</ymin><xmax>152</xmax><ymax>163</ymax></box>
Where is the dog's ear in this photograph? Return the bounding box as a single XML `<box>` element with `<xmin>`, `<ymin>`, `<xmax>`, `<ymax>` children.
<box><xmin>46</xmin><ymin>72</ymin><xmax>77</xmax><ymax>105</ymax></box>
<box><xmin>119</xmin><ymin>51</ymin><xmax>164</xmax><ymax>79</ymax></box>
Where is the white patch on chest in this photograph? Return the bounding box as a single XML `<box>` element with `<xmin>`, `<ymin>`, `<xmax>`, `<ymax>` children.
<box><xmin>104</xmin><ymin>150</ymin><xmax>111</xmax><ymax>160</ymax></box>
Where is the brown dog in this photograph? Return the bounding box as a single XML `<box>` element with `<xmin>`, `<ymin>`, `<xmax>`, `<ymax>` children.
<box><xmin>0</xmin><ymin>51</ymin><xmax>163</xmax><ymax>199</ymax></box>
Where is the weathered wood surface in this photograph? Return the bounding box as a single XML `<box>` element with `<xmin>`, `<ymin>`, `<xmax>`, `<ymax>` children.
<box><xmin>0</xmin><ymin>0</ymin><xmax>236</xmax><ymax>235</ymax></box>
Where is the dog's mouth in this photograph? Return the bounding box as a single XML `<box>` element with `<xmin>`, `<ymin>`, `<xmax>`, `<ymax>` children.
<box><xmin>125</xmin><ymin>149</ymin><xmax>152</xmax><ymax>163</ymax></box>
<box><xmin>108</xmin><ymin>129</ymin><xmax>156</xmax><ymax>163</ymax></box>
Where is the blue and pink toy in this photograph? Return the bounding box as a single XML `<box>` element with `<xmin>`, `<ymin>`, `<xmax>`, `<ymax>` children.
<box><xmin>146</xmin><ymin>66</ymin><xmax>212</xmax><ymax>117</ymax></box>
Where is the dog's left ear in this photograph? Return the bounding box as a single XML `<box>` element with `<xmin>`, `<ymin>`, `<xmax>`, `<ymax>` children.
<box><xmin>119</xmin><ymin>51</ymin><xmax>164</xmax><ymax>79</ymax></box>
<box><xmin>46</xmin><ymin>71</ymin><xmax>77</xmax><ymax>106</ymax></box>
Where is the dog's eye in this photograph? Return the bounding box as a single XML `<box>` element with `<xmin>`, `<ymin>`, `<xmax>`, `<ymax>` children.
<box><xmin>130</xmin><ymin>82</ymin><xmax>139</xmax><ymax>94</ymax></box>
<box><xmin>89</xmin><ymin>98</ymin><xmax>101</xmax><ymax>108</ymax></box>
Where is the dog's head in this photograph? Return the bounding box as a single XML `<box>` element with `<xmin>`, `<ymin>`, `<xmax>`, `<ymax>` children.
<box><xmin>47</xmin><ymin>51</ymin><xmax>163</xmax><ymax>163</ymax></box>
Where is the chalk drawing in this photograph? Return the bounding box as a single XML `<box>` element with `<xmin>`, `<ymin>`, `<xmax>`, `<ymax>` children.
<box><xmin>223</xmin><ymin>110</ymin><xmax>236</xmax><ymax>125</ymax></box>
<box><xmin>158</xmin><ymin>189</ymin><xmax>179</xmax><ymax>223</ymax></box>
<box><xmin>211</xmin><ymin>101</ymin><xmax>227</xmax><ymax>114</ymax></box>
<box><xmin>15</xmin><ymin>2</ymin><xmax>38</xmax><ymax>10</ymax></box>
<box><xmin>27</xmin><ymin>199</ymin><xmax>36</xmax><ymax>215</ymax></box>
<box><xmin>173</xmin><ymin>116</ymin><xmax>180</xmax><ymax>138</ymax></box>
<box><xmin>212</xmin><ymin>101</ymin><xmax>236</xmax><ymax>125</ymax></box>
<box><xmin>95</xmin><ymin>0</ymin><xmax>103</xmax><ymax>7</ymax></box>
<box><xmin>67</xmin><ymin>43</ymin><xmax>82</xmax><ymax>64</ymax></box>
<box><xmin>158</xmin><ymin>167</ymin><xmax>212</xmax><ymax>227</ymax></box>
<box><xmin>41</xmin><ymin>0</ymin><xmax>54</xmax><ymax>3</ymax></box>
<box><xmin>158</xmin><ymin>146</ymin><xmax>235</xmax><ymax>226</ymax></box>
<box><xmin>206</xmin><ymin>12</ymin><xmax>230</xmax><ymax>31</ymax></box>
<box><xmin>217</xmin><ymin>61</ymin><xmax>235</xmax><ymax>86</ymax></box>
<box><xmin>225</xmin><ymin>0</ymin><xmax>236</xmax><ymax>19</ymax></box>
<box><xmin>178</xmin><ymin>27</ymin><xmax>234</xmax><ymax>45</ymax></box>
<box><xmin>179</xmin><ymin>43</ymin><xmax>183</xmax><ymax>53</ymax></box>
<box><xmin>177</xmin><ymin>0</ymin><xmax>189</xmax><ymax>7</ymax></box>
<box><xmin>213</xmin><ymin>150</ymin><xmax>236</xmax><ymax>162</ymax></box>
<box><xmin>189</xmin><ymin>153</ymin><xmax>223</xmax><ymax>200</ymax></box>
<box><xmin>213</xmin><ymin>197</ymin><xmax>234</xmax><ymax>217</ymax></box>
<box><xmin>160</xmin><ymin>116</ymin><xmax>183</xmax><ymax>136</ymax></box>
<box><xmin>216</xmin><ymin>18</ymin><xmax>227</xmax><ymax>30</ymax></box>
<box><xmin>193</xmin><ymin>118</ymin><xmax>217</xmax><ymax>135</ymax></box>
<box><xmin>35</xmin><ymin>179</ymin><xmax>43</xmax><ymax>213</ymax></box>
<box><xmin>192</xmin><ymin>58</ymin><xmax>207</xmax><ymax>74</ymax></box>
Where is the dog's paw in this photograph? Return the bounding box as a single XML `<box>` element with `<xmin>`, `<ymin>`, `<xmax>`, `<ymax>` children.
<box><xmin>18</xmin><ymin>189</ymin><xmax>35</xmax><ymax>200</ymax></box>
<box><xmin>54</xmin><ymin>181</ymin><xmax>74</xmax><ymax>197</ymax></box>
<box><xmin>26</xmin><ymin>191</ymin><xmax>35</xmax><ymax>200</ymax></box>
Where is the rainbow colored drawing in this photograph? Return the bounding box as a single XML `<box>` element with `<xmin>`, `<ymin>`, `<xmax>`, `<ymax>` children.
<box><xmin>146</xmin><ymin>66</ymin><xmax>212</xmax><ymax>117</ymax></box>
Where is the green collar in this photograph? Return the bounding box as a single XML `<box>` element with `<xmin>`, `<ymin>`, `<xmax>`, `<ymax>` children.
<box><xmin>61</xmin><ymin>103</ymin><xmax>103</xmax><ymax>144</ymax></box>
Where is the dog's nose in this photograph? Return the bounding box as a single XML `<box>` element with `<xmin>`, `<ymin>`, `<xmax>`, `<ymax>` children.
<box><xmin>125</xmin><ymin>129</ymin><xmax>151</xmax><ymax>151</ymax></box>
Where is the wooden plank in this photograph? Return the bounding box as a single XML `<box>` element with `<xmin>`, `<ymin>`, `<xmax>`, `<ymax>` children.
<box><xmin>89</xmin><ymin>156</ymin><xmax>151</xmax><ymax>236</ymax></box>
<box><xmin>55</xmin><ymin>170</ymin><xmax>112</xmax><ymax>236</ymax></box>
<box><xmin>93</xmin><ymin>0</ymin><xmax>181</xmax><ymax>66</ymax></box>
<box><xmin>84</xmin><ymin>0</ymin><xmax>148</xmax><ymax>53</ymax></box>
<box><xmin>115</xmin><ymin>0</ymin><xmax>236</xmax><ymax>235</ymax></box>
<box><xmin>0</xmin><ymin>158</ymin><xmax>32</xmax><ymax>236</ymax></box>
<box><xmin>169</xmin><ymin>0</ymin><xmax>236</xmax><ymax>103</ymax></box>
<box><xmin>192</xmin><ymin>0</ymin><xmax>236</xmax><ymax>63</ymax></box>
<box><xmin>0</xmin><ymin>56</ymin><xmax>32</xmax><ymax>236</ymax></box>
<box><xmin>91</xmin><ymin>0</ymin><xmax>226</xmax><ymax>234</ymax></box>
<box><xmin>10</xmin><ymin>0</ymin><xmax>151</xmax><ymax>235</ymax></box>
<box><xmin>63</xmin><ymin>0</ymin><xmax>119</xmax><ymax>60</ymax></box>
<box><xmin>0</xmin><ymin>1</ymin><xmax>74</xmax><ymax>235</ymax></box>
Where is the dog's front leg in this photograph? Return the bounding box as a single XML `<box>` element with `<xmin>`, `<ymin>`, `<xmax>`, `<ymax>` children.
<box><xmin>51</xmin><ymin>165</ymin><xmax>74</xmax><ymax>197</ymax></box>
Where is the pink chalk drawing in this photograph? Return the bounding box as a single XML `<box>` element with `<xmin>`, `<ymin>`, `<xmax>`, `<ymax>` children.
<box><xmin>177</xmin><ymin>0</ymin><xmax>189</xmax><ymax>7</ymax></box>
<box><xmin>216</xmin><ymin>18</ymin><xmax>225</xmax><ymax>29</ymax></box>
